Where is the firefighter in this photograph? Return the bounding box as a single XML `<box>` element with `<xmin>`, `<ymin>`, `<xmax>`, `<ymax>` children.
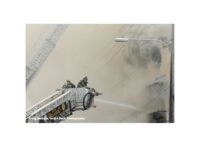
<box><xmin>77</xmin><ymin>76</ymin><xmax>88</xmax><ymax>88</ymax></box>
<box><xmin>62</xmin><ymin>80</ymin><xmax>75</xmax><ymax>89</ymax></box>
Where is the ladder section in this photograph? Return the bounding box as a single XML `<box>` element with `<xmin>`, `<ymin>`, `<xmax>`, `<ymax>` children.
<box><xmin>26</xmin><ymin>25</ymin><xmax>69</xmax><ymax>86</ymax></box>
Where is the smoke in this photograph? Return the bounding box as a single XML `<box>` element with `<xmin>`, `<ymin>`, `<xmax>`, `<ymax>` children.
<box><xmin>110</xmin><ymin>24</ymin><xmax>172</xmax><ymax>115</ymax></box>
<box><xmin>150</xmin><ymin>45</ymin><xmax>161</xmax><ymax>64</ymax></box>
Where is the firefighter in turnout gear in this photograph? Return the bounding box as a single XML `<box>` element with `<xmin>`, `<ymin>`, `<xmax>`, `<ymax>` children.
<box><xmin>62</xmin><ymin>80</ymin><xmax>75</xmax><ymax>89</ymax></box>
<box><xmin>77</xmin><ymin>76</ymin><xmax>88</xmax><ymax>88</ymax></box>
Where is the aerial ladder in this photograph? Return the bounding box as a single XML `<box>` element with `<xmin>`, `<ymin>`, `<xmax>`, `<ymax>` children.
<box><xmin>26</xmin><ymin>86</ymin><xmax>102</xmax><ymax>123</ymax></box>
<box><xmin>26</xmin><ymin>24</ymin><xmax>69</xmax><ymax>86</ymax></box>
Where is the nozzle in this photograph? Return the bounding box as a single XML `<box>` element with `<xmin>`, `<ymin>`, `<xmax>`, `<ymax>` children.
<box><xmin>96</xmin><ymin>92</ymin><xmax>103</xmax><ymax>96</ymax></box>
